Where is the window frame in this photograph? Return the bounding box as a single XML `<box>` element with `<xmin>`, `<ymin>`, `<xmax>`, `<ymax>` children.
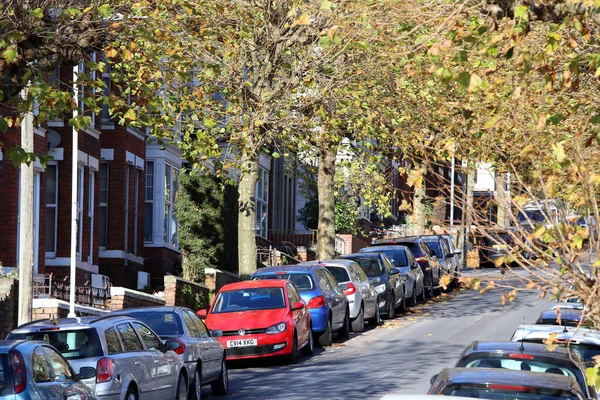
<box><xmin>45</xmin><ymin>163</ymin><xmax>59</xmax><ymax>258</ymax></box>
<box><xmin>255</xmin><ymin>167</ymin><xmax>269</xmax><ymax>239</ymax></box>
<box><xmin>76</xmin><ymin>164</ymin><xmax>85</xmax><ymax>261</ymax></box>
<box><xmin>99</xmin><ymin>162</ymin><xmax>109</xmax><ymax>249</ymax></box>
<box><xmin>144</xmin><ymin>160</ymin><xmax>155</xmax><ymax>243</ymax></box>
<box><xmin>88</xmin><ymin>169</ymin><xmax>95</xmax><ymax>263</ymax></box>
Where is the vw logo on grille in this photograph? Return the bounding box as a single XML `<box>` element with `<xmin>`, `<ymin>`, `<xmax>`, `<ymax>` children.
<box><xmin>238</xmin><ymin>329</ymin><xmax>246</xmax><ymax>336</ymax></box>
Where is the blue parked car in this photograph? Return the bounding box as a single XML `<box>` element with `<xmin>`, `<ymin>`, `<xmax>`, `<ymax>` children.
<box><xmin>252</xmin><ymin>264</ymin><xmax>349</xmax><ymax>347</ymax></box>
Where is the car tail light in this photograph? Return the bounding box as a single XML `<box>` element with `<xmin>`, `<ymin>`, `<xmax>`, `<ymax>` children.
<box><xmin>307</xmin><ymin>296</ymin><xmax>326</xmax><ymax>309</ymax></box>
<box><xmin>343</xmin><ymin>283</ymin><xmax>357</xmax><ymax>296</ymax></box>
<box><xmin>171</xmin><ymin>338</ymin><xmax>186</xmax><ymax>355</ymax></box>
<box><xmin>97</xmin><ymin>358</ymin><xmax>115</xmax><ymax>383</ymax></box>
<box><xmin>489</xmin><ymin>384</ymin><xmax>533</xmax><ymax>392</ymax></box>
<box><xmin>415</xmin><ymin>256</ymin><xmax>427</xmax><ymax>263</ymax></box>
<box><xmin>508</xmin><ymin>353</ymin><xmax>534</xmax><ymax>360</ymax></box>
<box><xmin>9</xmin><ymin>350</ymin><xmax>26</xmax><ymax>393</ymax></box>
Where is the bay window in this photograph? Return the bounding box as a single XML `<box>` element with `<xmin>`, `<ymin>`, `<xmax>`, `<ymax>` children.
<box><xmin>45</xmin><ymin>164</ymin><xmax>58</xmax><ymax>257</ymax></box>
<box><xmin>99</xmin><ymin>162</ymin><xmax>108</xmax><ymax>248</ymax></box>
<box><xmin>144</xmin><ymin>161</ymin><xmax>154</xmax><ymax>242</ymax></box>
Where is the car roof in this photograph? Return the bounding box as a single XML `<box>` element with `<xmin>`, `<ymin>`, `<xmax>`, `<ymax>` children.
<box><xmin>439</xmin><ymin>368</ymin><xmax>579</xmax><ymax>391</ymax></box>
<box><xmin>372</xmin><ymin>237</ymin><xmax>423</xmax><ymax>245</ymax></box>
<box><xmin>512</xmin><ymin>324</ymin><xmax>600</xmax><ymax>345</ymax></box>
<box><xmin>360</xmin><ymin>245</ymin><xmax>409</xmax><ymax>252</ymax></box>
<box><xmin>254</xmin><ymin>264</ymin><xmax>325</xmax><ymax>274</ymax></box>
<box><xmin>318</xmin><ymin>259</ymin><xmax>358</xmax><ymax>269</ymax></box>
<box><xmin>339</xmin><ymin>252</ymin><xmax>385</xmax><ymax>259</ymax></box>
<box><xmin>110</xmin><ymin>305</ymin><xmax>185</xmax><ymax>314</ymax></box>
<box><xmin>11</xmin><ymin>315</ymin><xmax>136</xmax><ymax>332</ymax></box>
<box><xmin>219</xmin><ymin>279</ymin><xmax>289</xmax><ymax>291</ymax></box>
<box><xmin>539</xmin><ymin>308</ymin><xmax>584</xmax><ymax>320</ymax></box>
<box><xmin>462</xmin><ymin>341</ymin><xmax>576</xmax><ymax>359</ymax></box>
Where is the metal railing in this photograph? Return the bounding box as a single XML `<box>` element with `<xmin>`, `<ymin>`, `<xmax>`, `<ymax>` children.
<box><xmin>33</xmin><ymin>273</ymin><xmax>111</xmax><ymax>309</ymax></box>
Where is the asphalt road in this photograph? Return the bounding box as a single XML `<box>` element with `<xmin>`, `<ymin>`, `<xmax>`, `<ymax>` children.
<box><xmin>205</xmin><ymin>268</ymin><xmax>553</xmax><ymax>400</ymax></box>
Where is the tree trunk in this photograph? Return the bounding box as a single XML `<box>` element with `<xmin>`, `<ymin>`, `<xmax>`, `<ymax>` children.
<box><xmin>412</xmin><ymin>162</ymin><xmax>427</xmax><ymax>235</ymax></box>
<box><xmin>237</xmin><ymin>154</ymin><xmax>260</xmax><ymax>279</ymax></box>
<box><xmin>317</xmin><ymin>146</ymin><xmax>337</xmax><ymax>260</ymax></box>
<box><xmin>496</xmin><ymin>173</ymin><xmax>508</xmax><ymax>228</ymax></box>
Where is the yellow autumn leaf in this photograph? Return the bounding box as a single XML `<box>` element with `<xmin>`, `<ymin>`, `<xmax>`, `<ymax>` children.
<box><xmin>291</xmin><ymin>14</ymin><xmax>310</xmax><ymax>27</ymax></box>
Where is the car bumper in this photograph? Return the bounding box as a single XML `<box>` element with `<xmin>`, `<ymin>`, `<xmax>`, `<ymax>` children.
<box><xmin>308</xmin><ymin>307</ymin><xmax>329</xmax><ymax>332</ymax></box>
<box><xmin>218</xmin><ymin>331</ymin><xmax>293</xmax><ymax>361</ymax></box>
<box><xmin>347</xmin><ymin>293</ymin><xmax>361</xmax><ymax>319</ymax></box>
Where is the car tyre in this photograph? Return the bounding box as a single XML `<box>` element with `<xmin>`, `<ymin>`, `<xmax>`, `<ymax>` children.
<box><xmin>426</xmin><ymin>272</ymin><xmax>435</xmax><ymax>299</ymax></box>
<box><xmin>368</xmin><ymin>303</ymin><xmax>380</xmax><ymax>326</ymax></box>
<box><xmin>125</xmin><ymin>386</ymin><xmax>138</xmax><ymax>400</ymax></box>
<box><xmin>211</xmin><ymin>359</ymin><xmax>228</xmax><ymax>396</ymax></box>
<box><xmin>351</xmin><ymin>305</ymin><xmax>365</xmax><ymax>333</ymax></box>
<box><xmin>287</xmin><ymin>333</ymin><xmax>299</xmax><ymax>364</ymax></box>
<box><xmin>176</xmin><ymin>374</ymin><xmax>188</xmax><ymax>400</ymax></box>
<box><xmin>386</xmin><ymin>295</ymin><xmax>396</xmax><ymax>320</ymax></box>
<box><xmin>408</xmin><ymin>285</ymin><xmax>418</xmax><ymax>307</ymax></box>
<box><xmin>396</xmin><ymin>290</ymin><xmax>407</xmax><ymax>313</ymax></box>
<box><xmin>338</xmin><ymin>309</ymin><xmax>350</xmax><ymax>339</ymax></box>
<box><xmin>190</xmin><ymin>366</ymin><xmax>202</xmax><ymax>400</ymax></box>
<box><xmin>301</xmin><ymin>326</ymin><xmax>314</xmax><ymax>356</ymax></box>
<box><xmin>317</xmin><ymin>318</ymin><xmax>333</xmax><ymax>347</ymax></box>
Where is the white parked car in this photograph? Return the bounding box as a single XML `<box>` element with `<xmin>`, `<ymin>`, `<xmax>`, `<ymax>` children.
<box><xmin>322</xmin><ymin>259</ymin><xmax>379</xmax><ymax>332</ymax></box>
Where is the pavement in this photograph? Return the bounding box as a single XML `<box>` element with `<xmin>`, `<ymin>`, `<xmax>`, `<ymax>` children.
<box><xmin>204</xmin><ymin>267</ymin><xmax>553</xmax><ymax>399</ymax></box>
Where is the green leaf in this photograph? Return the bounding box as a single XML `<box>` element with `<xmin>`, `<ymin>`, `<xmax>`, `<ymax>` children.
<box><xmin>320</xmin><ymin>0</ymin><xmax>333</xmax><ymax>10</ymax></box>
<box><xmin>434</xmin><ymin>67</ymin><xmax>453</xmax><ymax>82</ymax></box>
<box><xmin>3</xmin><ymin>49</ymin><xmax>16</xmax><ymax>64</ymax></box>
<box><xmin>552</xmin><ymin>143</ymin><xmax>566</xmax><ymax>162</ymax></box>
<box><xmin>515</xmin><ymin>5</ymin><xmax>529</xmax><ymax>20</ymax></box>
<box><xmin>457</xmin><ymin>72</ymin><xmax>470</xmax><ymax>90</ymax></box>
<box><xmin>98</xmin><ymin>4</ymin><xmax>111</xmax><ymax>18</ymax></box>
<box><xmin>29</xmin><ymin>8</ymin><xmax>44</xmax><ymax>18</ymax></box>
<box><xmin>484</xmin><ymin>115</ymin><xmax>499</xmax><ymax>129</ymax></box>
<box><xmin>0</xmin><ymin>117</ymin><xmax>8</xmax><ymax>133</ymax></box>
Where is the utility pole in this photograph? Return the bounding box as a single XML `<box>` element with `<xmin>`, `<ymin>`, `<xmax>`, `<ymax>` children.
<box><xmin>18</xmin><ymin>87</ymin><xmax>34</xmax><ymax>325</ymax></box>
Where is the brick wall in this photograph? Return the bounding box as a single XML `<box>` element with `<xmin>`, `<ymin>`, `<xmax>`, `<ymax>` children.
<box><xmin>204</xmin><ymin>268</ymin><xmax>240</xmax><ymax>294</ymax></box>
<box><xmin>109</xmin><ymin>286</ymin><xmax>165</xmax><ymax>310</ymax></box>
<box><xmin>339</xmin><ymin>234</ymin><xmax>371</xmax><ymax>254</ymax></box>
<box><xmin>0</xmin><ymin>279</ymin><xmax>18</xmax><ymax>339</ymax></box>
<box><xmin>32</xmin><ymin>298</ymin><xmax>107</xmax><ymax>320</ymax></box>
<box><xmin>163</xmin><ymin>275</ymin><xmax>209</xmax><ymax>311</ymax></box>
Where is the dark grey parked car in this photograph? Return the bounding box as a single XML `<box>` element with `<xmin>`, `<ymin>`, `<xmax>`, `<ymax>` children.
<box><xmin>0</xmin><ymin>340</ymin><xmax>96</xmax><ymax>400</ymax></box>
<box><xmin>110</xmin><ymin>306</ymin><xmax>228</xmax><ymax>399</ymax></box>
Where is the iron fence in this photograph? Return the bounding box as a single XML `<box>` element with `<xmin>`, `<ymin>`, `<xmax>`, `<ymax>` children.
<box><xmin>33</xmin><ymin>273</ymin><xmax>111</xmax><ymax>309</ymax></box>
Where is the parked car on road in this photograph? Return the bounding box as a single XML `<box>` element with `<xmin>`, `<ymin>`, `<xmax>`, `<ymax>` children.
<box><xmin>454</xmin><ymin>341</ymin><xmax>595</xmax><ymax>399</ymax></box>
<box><xmin>200</xmin><ymin>279</ymin><xmax>313</xmax><ymax>363</ymax></box>
<box><xmin>429</xmin><ymin>368</ymin><xmax>586</xmax><ymax>399</ymax></box>
<box><xmin>577</xmin><ymin>216</ymin><xmax>598</xmax><ymax>240</ymax></box>
<box><xmin>0</xmin><ymin>340</ymin><xmax>96</xmax><ymax>400</ymax></box>
<box><xmin>420</xmin><ymin>235</ymin><xmax>458</xmax><ymax>289</ymax></box>
<box><xmin>370</xmin><ymin>237</ymin><xmax>440</xmax><ymax>298</ymax></box>
<box><xmin>535</xmin><ymin>308</ymin><xmax>589</xmax><ymax>328</ymax></box>
<box><xmin>343</xmin><ymin>250</ymin><xmax>416</xmax><ymax>316</ymax></box>
<box><xmin>477</xmin><ymin>228</ymin><xmax>519</xmax><ymax>268</ymax></box>
<box><xmin>109</xmin><ymin>306</ymin><xmax>227</xmax><ymax>399</ymax></box>
<box><xmin>8</xmin><ymin>315</ymin><xmax>188</xmax><ymax>400</ymax></box>
<box><xmin>358</xmin><ymin>245</ymin><xmax>425</xmax><ymax>305</ymax></box>
<box><xmin>252</xmin><ymin>264</ymin><xmax>349</xmax><ymax>346</ymax></box>
<box><xmin>511</xmin><ymin>324</ymin><xmax>600</xmax><ymax>367</ymax></box>
<box><xmin>321</xmin><ymin>259</ymin><xmax>379</xmax><ymax>332</ymax></box>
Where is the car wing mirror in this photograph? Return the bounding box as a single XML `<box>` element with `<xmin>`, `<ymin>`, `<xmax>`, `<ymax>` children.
<box><xmin>292</xmin><ymin>301</ymin><xmax>305</xmax><ymax>310</ymax></box>
<box><xmin>77</xmin><ymin>366</ymin><xmax>97</xmax><ymax>381</ymax></box>
<box><xmin>430</xmin><ymin>373</ymin><xmax>439</xmax><ymax>385</ymax></box>
<box><xmin>411</xmin><ymin>263</ymin><xmax>419</xmax><ymax>269</ymax></box>
<box><xmin>196</xmin><ymin>309</ymin><xmax>208</xmax><ymax>319</ymax></box>
<box><xmin>211</xmin><ymin>330</ymin><xmax>223</xmax><ymax>338</ymax></box>
<box><xmin>164</xmin><ymin>340</ymin><xmax>181</xmax><ymax>352</ymax></box>
<box><xmin>390</xmin><ymin>268</ymin><xmax>400</xmax><ymax>275</ymax></box>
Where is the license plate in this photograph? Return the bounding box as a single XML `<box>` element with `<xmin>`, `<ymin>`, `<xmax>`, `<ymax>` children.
<box><xmin>227</xmin><ymin>339</ymin><xmax>257</xmax><ymax>348</ymax></box>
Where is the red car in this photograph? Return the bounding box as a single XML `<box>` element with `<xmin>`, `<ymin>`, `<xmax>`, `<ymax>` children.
<box><xmin>200</xmin><ymin>279</ymin><xmax>313</xmax><ymax>363</ymax></box>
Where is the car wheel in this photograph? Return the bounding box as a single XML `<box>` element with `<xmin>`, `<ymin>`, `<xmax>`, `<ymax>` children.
<box><xmin>408</xmin><ymin>285</ymin><xmax>417</xmax><ymax>307</ymax></box>
<box><xmin>211</xmin><ymin>359</ymin><xmax>228</xmax><ymax>396</ymax></box>
<box><xmin>301</xmin><ymin>325</ymin><xmax>314</xmax><ymax>356</ymax></box>
<box><xmin>176</xmin><ymin>374</ymin><xmax>188</xmax><ymax>400</ymax></box>
<box><xmin>397</xmin><ymin>289</ymin><xmax>407</xmax><ymax>313</ymax></box>
<box><xmin>125</xmin><ymin>386</ymin><xmax>138</xmax><ymax>400</ymax></box>
<box><xmin>317</xmin><ymin>318</ymin><xmax>333</xmax><ymax>347</ymax></box>
<box><xmin>426</xmin><ymin>272</ymin><xmax>435</xmax><ymax>298</ymax></box>
<box><xmin>417</xmin><ymin>282</ymin><xmax>426</xmax><ymax>302</ymax></box>
<box><xmin>368</xmin><ymin>302</ymin><xmax>380</xmax><ymax>326</ymax></box>
<box><xmin>351</xmin><ymin>305</ymin><xmax>365</xmax><ymax>333</ymax></box>
<box><xmin>190</xmin><ymin>365</ymin><xmax>202</xmax><ymax>400</ymax></box>
<box><xmin>386</xmin><ymin>295</ymin><xmax>396</xmax><ymax>319</ymax></box>
<box><xmin>287</xmin><ymin>333</ymin><xmax>299</xmax><ymax>364</ymax></box>
<box><xmin>338</xmin><ymin>308</ymin><xmax>350</xmax><ymax>339</ymax></box>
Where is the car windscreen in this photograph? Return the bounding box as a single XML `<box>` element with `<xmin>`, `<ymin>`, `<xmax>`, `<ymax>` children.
<box><xmin>325</xmin><ymin>266</ymin><xmax>350</xmax><ymax>283</ymax></box>
<box><xmin>8</xmin><ymin>329</ymin><xmax>103</xmax><ymax>360</ymax></box>
<box><xmin>425</xmin><ymin>241</ymin><xmax>443</xmax><ymax>258</ymax></box>
<box><xmin>254</xmin><ymin>273</ymin><xmax>314</xmax><ymax>292</ymax></box>
<box><xmin>351</xmin><ymin>258</ymin><xmax>385</xmax><ymax>276</ymax></box>
<box><xmin>443</xmin><ymin>384</ymin><xmax>580</xmax><ymax>400</ymax></box>
<box><xmin>212</xmin><ymin>287</ymin><xmax>286</xmax><ymax>313</ymax></box>
<box><xmin>364</xmin><ymin>250</ymin><xmax>409</xmax><ymax>268</ymax></box>
<box><xmin>0</xmin><ymin>354</ymin><xmax>13</xmax><ymax>395</ymax></box>
<box><xmin>126</xmin><ymin>311</ymin><xmax>184</xmax><ymax>337</ymax></box>
<box><xmin>519</xmin><ymin>209</ymin><xmax>547</xmax><ymax>224</ymax></box>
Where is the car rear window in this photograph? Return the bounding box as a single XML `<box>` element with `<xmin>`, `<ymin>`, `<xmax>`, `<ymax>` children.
<box><xmin>126</xmin><ymin>311</ymin><xmax>184</xmax><ymax>337</ymax></box>
<box><xmin>212</xmin><ymin>287</ymin><xmax>286</xmax><ymax>313</ymax></box>
<box><xmin>425</xmin><ymin>241</ymin><xmax>443</xmax><ymax>258</ymax></box>
<box><xmin>255</xmin><ymin>273</ymin><xmax>314</xmax><ymax>291</ymax></box>
<box><xmin>0</xmin><ymin>354</ymin><xmax>13</xmax><ymax>395</ymax></box>
<box><xmin>351</xmin><ymin>258</ymin><xmax>384</xmax><ymax>276</ymax></box>
<box><xmin>9</xmin><ymin>329</ymin><xmax>103</xmax><ymax>360</ymax></box>
<box><xmin>365</xmin><ymin>250</ymin><xmax>409</xmax><ymax>268</ymax></box>
<box><xmin>443</xmin><ymin>384</ymin><xmax>580</xmax><ymax>400</ymax></box>
<box><xmin>325</xmin><ymin>266</ymin><xmax>350</xmax><ymax>283</ymax></box>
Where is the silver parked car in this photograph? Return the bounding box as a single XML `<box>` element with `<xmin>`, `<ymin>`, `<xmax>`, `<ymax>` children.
<box><xmin>323</xmin><ymin>259</ymin><xmax>379</xmax><ymax>332</ymax></box>
<box><xmin>0</xmin><ymin>340</ymin><xmax>96</xmax><ymax>400</ymax></box>
<box><xmin>8</xmin><ymin>315</ymin><xmax>188</xmax><ymax>400</ymax></box>
<box><xmin>110</xmin><ymin>306</ymin><xmax>228</xmax><ymax>399</ymax></box>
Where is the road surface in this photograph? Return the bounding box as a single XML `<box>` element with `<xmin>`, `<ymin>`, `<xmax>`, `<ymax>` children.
<box><xmin>205</xmin><ymin>268</ymin><xmax>552</xmax><ymax>399</ymax></box>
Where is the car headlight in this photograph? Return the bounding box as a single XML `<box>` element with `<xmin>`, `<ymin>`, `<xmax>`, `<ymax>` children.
<box><xmin>370</xmin><ymin>276</ymin><xmax>381</xmax><ymax>284</ymax></box>
<box><xmin>266</xmin><ymin>322</ymin><xmax>287</xmax><ymax>334</ymax></box>
<box><xmin>374</xmin><ymin>283</ymin><xmax>386</xmax><ymax>294</ymax></box>
<box><xmin>402</xmin><ymin>274</ymin><xmax>409</xmax><ymax>281</ymax></box>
